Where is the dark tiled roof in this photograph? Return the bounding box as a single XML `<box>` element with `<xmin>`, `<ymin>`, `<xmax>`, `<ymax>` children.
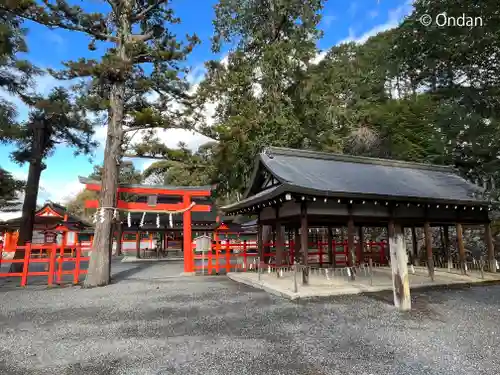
<box><xmin>223</xmin><ymin>147</ymin><xmax>488</xmax><ymax>211</ymax></box>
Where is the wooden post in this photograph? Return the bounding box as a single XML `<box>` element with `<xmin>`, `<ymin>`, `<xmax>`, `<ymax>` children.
<box><xmin>411</xmin><ymin>227</ymin><xmax>419</xmax><ymax>266</ymax></box>
<box><xmin>443</xmin><ymin>226</ymin><xmax>451</xmax><ymax>271</ymax></box>
<box><xmin>115</xmin><ymin>220</ymin><xmax>123</xmax><ymax>256</ymax></box>
<box><xmin>424</xmin><ymin>222</ymin><xmax>434</xmax><ymax>281</ymax></box>
<box><xmin>300</xmin><ymin>202</ymin><xmax>309</xmax><ymax>284</ymax></box>
<box><xmin>358</xmin><ymin>226</ymin><xmax>364</xmax><ymax>264</ymax></box>
<box><xmin>275</xmin><ymin>206</ymin><xmax>283</xmax><ymax>271</ymax></box>
<box><xmin>294</xmin><ymin>227</ymin><xmax>300</xmax><ymax>264</ymax></box>
<box><xmin>388</xmin><ymin>221</ymin><xmax>411</xmax><ymax>311</ymax></box>
<box><xmin>182</xmin><ymin>194</ymin><xmax>193</xmax><ymax>273</ymax></box>
<box><xmin>485</xmin><ymin>222</ymin><xmax>496</xmax><ymax>273</ymax></box>
<box><xmin>456</xmin><ymin>223</ymin><xmax>466</xmax><ymax>274</ymax></box>
<box><xmin>347</xmin><ymin>216</ymin><xmax>356</xmax><ymax>267</ymax></box>
<box><xmin>327</xmin><ymin>227</ymin><xmax>334</xmax><ymax>267</ymax></box>
<box><xmin>135</xmin><ymin>231</ymin><xmax>141</xmax><ymax>259</ymax></box>
<box><xmin>257</xmin><ymin>214</ymin><xmax>263</xmax><ymax>262</ymax></box>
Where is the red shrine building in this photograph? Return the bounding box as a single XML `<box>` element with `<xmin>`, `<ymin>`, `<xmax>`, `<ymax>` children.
<box><xmin>0</xmin><ymin>201</ymin><xmax>93</xmax><ymax>252</ymax></box>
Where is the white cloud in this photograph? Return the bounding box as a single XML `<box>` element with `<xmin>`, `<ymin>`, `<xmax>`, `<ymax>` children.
<box><xmin>337</xmin><ymin>2</ymin><xmax>412</xmax><ymax>45</ymax></box>
<box><xmin>322</xmin><ymin>14</ymin><xmax>337</xmax><ymax>29</ymax></box>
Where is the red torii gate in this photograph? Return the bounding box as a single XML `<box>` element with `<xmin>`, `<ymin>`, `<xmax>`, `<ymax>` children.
<box><xmin>81</xmin><ymin>178</ymin><xmax>214</xmax><ymax>273</ymax></box>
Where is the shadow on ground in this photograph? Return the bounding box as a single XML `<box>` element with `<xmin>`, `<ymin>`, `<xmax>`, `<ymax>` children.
<box><xmin>1</xmin><ymin>263</ymin><xmax>500</xmax><ymax>375</ymax></box>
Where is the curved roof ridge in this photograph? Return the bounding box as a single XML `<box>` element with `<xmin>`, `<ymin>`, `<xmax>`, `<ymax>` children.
<box><xmin>262</xmin><ymin>146</ymin><xmax>455</xmax><ymax>173</ymax></box>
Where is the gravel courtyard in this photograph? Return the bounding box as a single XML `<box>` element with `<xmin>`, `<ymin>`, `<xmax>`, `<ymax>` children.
<box><xmin>1</xmin><ymin>261</ymin><xmax>500</xmax><ymax>375</ymax></box>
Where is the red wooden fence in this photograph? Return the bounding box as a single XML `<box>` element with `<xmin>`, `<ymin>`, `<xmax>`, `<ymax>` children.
<box><xmin>0</xmin><ymin>243</ymin><xmax>89</xmax><ymax>287</ymax></box>
<box><xmin>193</xmin><ymin>240</ymin><xmax>387</xmax><ymax>274</ymax></box>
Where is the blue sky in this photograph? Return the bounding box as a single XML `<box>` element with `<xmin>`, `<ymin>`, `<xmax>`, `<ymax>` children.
<box><xmin>0</xmin><ymin>0</ymin><xmax>412</xmax><ymax>204</ymax></box>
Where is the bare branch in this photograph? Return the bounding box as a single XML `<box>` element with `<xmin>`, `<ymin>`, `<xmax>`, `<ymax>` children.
<box><xmin>132</xmin><ymin>0</ymin><xmax>168</xmax><ymax>22</ymax></box>
<box><xmin>130</xmin><ymin>30</ymin><xmax>155</xmax><ymax>43</ymax></box>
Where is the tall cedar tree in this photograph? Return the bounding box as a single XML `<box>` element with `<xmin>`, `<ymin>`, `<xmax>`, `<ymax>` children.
<box><xmin>197</xmin><ymin>0</ymin><xmax>324</xmax><ymax>197</ymax></box>
<box><xmin>9</xmin><ymin>87</ymin><xmax>95</xmax><ymax>271</ymax></box>
<box><xmin>3</xmin><ymin>1</ymin><xmax>199</xmax><ymax>286</ymax></box>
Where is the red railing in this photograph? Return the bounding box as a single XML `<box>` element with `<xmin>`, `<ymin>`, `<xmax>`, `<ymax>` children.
<box><xmin>0</xmin><ymin>243</ymin><xmax>89</xmax><ymax>287</ymax></box>
<box><xmin>193</xmin><ymin>240</ymin><xmax>387</xmax><ymax>274</ymax></box>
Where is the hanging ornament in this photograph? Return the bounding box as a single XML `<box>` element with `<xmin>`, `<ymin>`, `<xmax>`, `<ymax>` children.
<box><xmin>156</xmin><ymin>214</ymin><xmax>160</xmax><ymax>229</ymax></box>
<box><xmin>99</xmin><ymin>207</ymin><xmax>105</xmax><ymax>223</ymax></box>
<box><xmin>127</xmin><ymin>212</ymin><xmax>131</xmax><ymax>228</ymax></box>
<box><xmin>169</xmin><ymin>213</ymin><xmax>173</xmax><ymax>228</ymax></box>
<box><xmin>140</xmin><ymin>212</ymin><xmax>146</xmax><ymax>227</ymax></box>
<box><xmin>92</xmin><ymin>212</ymin><xmax>97</xmax><ymax>224</ymax></box>
<box><xmin>112</xmin><ymin>209</ymin><xmax>117</xmax><ymax>220</ymax></box>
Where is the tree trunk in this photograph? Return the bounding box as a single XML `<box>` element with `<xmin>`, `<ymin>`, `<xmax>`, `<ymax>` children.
<box><xmin>10</xmin><ymin>123</ymin><xmax>46</xmax><ymax>273</ymax></box>
<box><xmin>84</xmin><ymin>6</ymin><xmax>130</xmax><ymax>287</ymax></box>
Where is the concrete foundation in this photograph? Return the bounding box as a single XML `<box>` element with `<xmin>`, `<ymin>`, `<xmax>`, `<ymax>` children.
<box><xmin>227</xmin><ymin>266</ymin><xmax>500</xmax><ymax>301</ymax></box>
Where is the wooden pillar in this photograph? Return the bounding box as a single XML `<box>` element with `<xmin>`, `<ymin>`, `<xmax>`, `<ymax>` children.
<box><xmin>182</xmin><ymin>194</ymin><xmax>193</xmax><ymax>273</ymax></box>
<box><xmin>443</xmin><ymin>226</ymin><xmax>451</xmax><ymax>270</ymax></box>
<box><xmin>456</xmin><ymin>223</ymin><xmax>466</xmax><ymax>274</ymax></box>
<box><xmin>300</xmin><ymin>202</ymin><xmax>309</xmax><ymax>284</ymax></box>
<box><xmin>388</xmin><ymin>221</ymin><xmax>411</xmax><ymax>311</ymax></box>
<box><xmin>424</xmin><ymin>222</ymin><xmax>434</xmax><ymax>281</ymax></box>
<box><xmin>347</xmin><ymin>216</ymin><xmax>356</xmax><ymax>267</ymax></box>
<box><xmin>411</xmin><ymin>227</ymin><xmax>419</xmax><ymax>266</ymax></box>
<box><xmin>485</xmin><ymin>222</ymin><xmax>496</xmax><ymax>273</ymax></box>
<box><xmin>275</xmin><ymin>206</ymin><xmax>283</xmax><ymax>269</ymax></box>
<box><xmin>135</xmin><ymin>231</ymin><xmax>141</xmax><ymax>259</ymax></box>
<box><xmin>294</xmin><ymin>227</ymin><xmax>300</xmax><ymax>264</ymax></box>
<box><xmin>257</xmin><ymin>214</ymin><xmax>263</xmax><ymax>261</ymax></box>
<box><xmin>327</xmin><ymin>227</ymin><xmax>334</xmax><ymax>267</ymax></box>
<box><xmin>116</xmin><ymin>221</ymin><xmax>123</xmax><ymax>256</ymax></box>
<box><xmin>358</xmin><ymin>226</ymin><xmax>364</xmax><ymax>264</ymax></box>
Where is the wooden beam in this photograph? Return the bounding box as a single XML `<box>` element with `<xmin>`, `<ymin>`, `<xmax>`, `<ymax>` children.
<box><xmin>300</xmin><ymin>201</ymin><xmax>309</xmax><ymax>284</ymax></box>
<box><xmin>85</xmin><ymin>200</ymin><xmax>211</xmax><ymax>212</ymax></box>
<box><xmin>456</xmin><ymin>223</ymin><xmax>466</xmax><ymax>274</ymax></box>
<box><xmin>424</xmin><ymin>222</ymin><xmax>434</xmax><ymax>281</ymax></box>
<box><xmin>85</xmin><ymin>183</ymin><xmax>212</xmax><ymax>196</ymax></box>
<box><xmin>485</xmin><ymin>222</ymin><xmax>496</xmax><ymax>273</ymax></box>
<box><xmin>388</xmin><ymin>221</ymin><xmax>411</xmax><ymax>311</ymax></box>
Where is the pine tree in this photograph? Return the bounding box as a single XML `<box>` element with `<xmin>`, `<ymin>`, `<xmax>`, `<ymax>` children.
<box><xmin>0</xmin><ymin>168</ymin><xmax>24</xmax><ymax>210</ymax></box>
<box><xmin>0</xmin><ymin>10</ymin><xmax>39</xmax><ymax>134</ymax></box>
<box><xmin>3</xmin><ymin>1</ymin><xmax>199</xmax><ymax>286</ymax></box>
<box><xmin>8</xmin><ymin>87</ymin><xmax>95</xmax><ymax>271</ymax></box>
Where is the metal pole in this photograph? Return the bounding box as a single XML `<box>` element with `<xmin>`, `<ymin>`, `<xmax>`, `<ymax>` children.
<box><xmin>258</xmin><ymin>256</ymin><xmax>261</xmax><ymax>281</ymax></box>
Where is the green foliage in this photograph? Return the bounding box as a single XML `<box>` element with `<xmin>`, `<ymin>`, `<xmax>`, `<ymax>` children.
<box><xmin>197</xmin><ymin>0</ymin><xmax>326</xmax><ymax>197</ymax></box>
<box><xmin>0</xmin><ymin>10</ymin><xmax>39</xmax><ymax>140</ymax></box>
<box><xmin>11</xmin><ymin>87</ymin><xmax>97</xmax><ymax>164</ymax></box>
<box><xmin>0</xmin><ymin>168</ymin><xmax>24</xmax><ymax>210</ymax></box>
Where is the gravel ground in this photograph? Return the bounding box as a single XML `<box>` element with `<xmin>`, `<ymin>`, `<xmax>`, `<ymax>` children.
<box><xmin>1</xmin><ymin>262</ymin><xmax>500</xmax><ymax>375</ymax></box>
